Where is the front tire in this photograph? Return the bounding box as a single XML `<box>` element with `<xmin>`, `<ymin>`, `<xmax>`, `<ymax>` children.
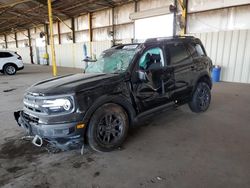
<box><xmin>87</xmin><ymin>103</ymin><xmax>129</xmax><ymax>152</ymax></box>
<box><xmin>4</xmin><ymin>64</ymin><xmax>17</xmax><ymax>75</ymax></box>
<box><xmin>188</xmin><ymin>82</ymin><xmax>211</xmax><ymax>113</ymax></box>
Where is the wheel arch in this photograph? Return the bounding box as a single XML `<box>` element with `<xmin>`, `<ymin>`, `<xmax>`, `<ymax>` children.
<box><xmin>189</xmin><ymin>74</ymin><xmax>212</xmax><ymax>113</ymax></box>
<box><xmin>82</xmin><ymin>94</ymin><xmax>137</xmax><ymax>129</ymax></box>
<box><xmin>4</xmin><ymin>62</ymin><xmax>18</xmax><ymax>68</ymax></box>
<box><xmin>3</xmin><ymin>62</ymin><xmax>18</xmax><ymax>70</ymax></box>
<box><xmin>195</xmin><ymin>73</ymin><xmax>212</xmax><ymax>90</ymax></box>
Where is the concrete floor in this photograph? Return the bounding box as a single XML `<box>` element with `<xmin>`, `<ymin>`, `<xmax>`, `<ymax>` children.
<box><xmin>0</xmin><ymin>64</ymin><xmax>250</xmax><ymax>188</ymax></box>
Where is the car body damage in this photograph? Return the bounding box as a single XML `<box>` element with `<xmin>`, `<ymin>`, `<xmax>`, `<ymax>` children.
<box><xmin>14</xmin><ymin>73</ymin><xmax>133</xmax><ymax>151</ymax></box>
<box><xmin>14</xmin><ymin>36</ymin><xmax>213</xmax><ymax>152</ymax></box>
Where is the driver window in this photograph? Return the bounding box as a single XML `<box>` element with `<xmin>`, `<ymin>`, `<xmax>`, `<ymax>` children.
<box><xmin>139</xmin><ymin>47</ymin><xmax>164</xmax><ymax>70</ymax></box>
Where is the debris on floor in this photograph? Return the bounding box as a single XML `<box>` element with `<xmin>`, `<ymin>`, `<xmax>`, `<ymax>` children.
<box><xmin>3</xmin><ymin>88</ymin><xmax>17</xmax><ymax>92</ymax></box>
<box><xmin>150</xmin><ymin>176</ymin><xmax>166</xmax><ymax>183</ymax></box>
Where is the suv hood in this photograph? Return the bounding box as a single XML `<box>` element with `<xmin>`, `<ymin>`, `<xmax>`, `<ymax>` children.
<box><xmin>27</xmin><ymin>73</ymin><xmax>121</xmax><ymax>96</ymax></box>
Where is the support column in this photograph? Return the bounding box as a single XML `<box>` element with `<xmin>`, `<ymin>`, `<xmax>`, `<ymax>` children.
<box><xmin>88</xmin><ymin>12</ymin><xmax>93</xmax><ymax>58</ymax></box>
<box><xmin>47</xmin><ymin>0</ymin><xmax>57</xmax><ymax>76</ymax></box>
<box><xmin>57</xmin><ymin>21</ymin><xmax>61</xmax><ymax>45</ymax></box>
<box><xmin>183</xmin><ymin>0</ymin><xmax>188</xmax><ymax>34</ymax></box>
<box><xmin>134</xmin><ymin>0</ymin><xmax>138</xmax><ymax>12</ymax></box>
<box><xmin>112</xmin><ymin>7</ymin><xmax>115</xmax><ymax>46</ymax></box>
<box><xmin>173</xmin><ymin>0</ymin><xmax>177</xmax><ymax>36</ymax></box>
<box><xmin>177</xmin><ymin>0</ymin><xmax>188</xmax><ymax>36</ymax></box>
<box><xmin>4</xmin><ymin>34</ymin><xmax>8</xmax><ymax>48</ymax></box>
<box><xmin>14</xmin><ymin>32</ymin><xmax>18</xmax><ymax>48</ymax></box>
<box><xmin>43</xmin><ymin>24</ymin><xmax>49</xmax><ymax>65</ymax></box>
<box><xmin>133</xmin><ymin>0</ymin><xmax>138</xmax><ymax>42</ymax></box>
<box><xmin>27</xmin><ymin>29</ymin><xmax>34</xmax><ymax>64</ymax></box>
<box><xmin>71</xmin><ymin>17</ymin><xmax>76</xmax><ymax>43</ymax></box>
<box><xmin>45</xmin><ymin>24</ymin><xmax>50</xmax><ymax>45</ymax></box>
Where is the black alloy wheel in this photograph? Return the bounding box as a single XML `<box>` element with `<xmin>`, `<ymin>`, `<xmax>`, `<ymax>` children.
<box><xmin>189</xmin><ymin>82</ymin><xmax>211</xmax><ymax>113</ymax></box>
<box><xmin>96</xmin><ymin>113</ymin><xmax>124</xmax><ymax>145</ymax></box>
<box><xmin>87</xmin><ymin>103</ymin><xmax>129</xmax><ymax>152</ymax></box>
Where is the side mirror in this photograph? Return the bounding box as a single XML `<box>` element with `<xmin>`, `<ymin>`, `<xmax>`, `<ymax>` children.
<box><xmin>137</xmin><ymin>70</ymin><xmax>147</xmax><ymax>82</ymax></box>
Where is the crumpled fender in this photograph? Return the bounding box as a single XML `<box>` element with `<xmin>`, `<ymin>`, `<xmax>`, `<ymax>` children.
<box><xmin>82</xmin><ymin>94</ymin><xmax>137</xmax><ymax>127</ymax></box>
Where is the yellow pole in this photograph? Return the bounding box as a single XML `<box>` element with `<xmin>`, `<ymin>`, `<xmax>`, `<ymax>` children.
<box><xmin>179</xmin><ymin>0</ymin><xmax>187</xmax><ymax>36</ymax></box>
<box><xmin>180</xmin><ymin>7</ymin><xmax>186</xmax><ymax>36</ymax></box>
<box><xmin>47</xmin><ymin>0</ymin><xmax>57</xmax><ymax>76</ymax></box>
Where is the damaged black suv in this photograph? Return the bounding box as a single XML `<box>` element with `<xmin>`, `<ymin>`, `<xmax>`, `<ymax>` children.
<box><xmin>15</xmin><ymin>36</ymin><xmax>213</xmax><ymax>152</ymax></box>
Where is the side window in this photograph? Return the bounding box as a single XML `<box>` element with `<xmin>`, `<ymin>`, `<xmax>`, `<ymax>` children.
<box><xmin>0</xmin><ymin>52</ymin><xmax>12</xmax><ymax>58</ymax></box>
<box><xmin>195</xmin><ymin>44</ymin><xmax>205</xmax><ymax>57</ymax></box>
<box><xmin>0</xmin><ymin>52</ymin><xmax>5</xmax><ymax>58</ymax></box>
<box><xmin>186</xmin><ymin>43</ymin><xmax>199</xmax><ymax>58</ymax></box>
<box><xmin>139</xmin><ymin>47</ymin><xmax>164</xmax><ymax>70</ymax></box>
<box><xmin>168</xmin><ymin>43</ymin><xmax>190</xmax><ymax>65</ymax></box>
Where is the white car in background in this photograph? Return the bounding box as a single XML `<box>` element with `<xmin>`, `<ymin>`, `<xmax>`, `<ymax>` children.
<box><xmin>0</xmin><ymin>50</ymin><xmax>24</xmax><ymax>75</ymax></box>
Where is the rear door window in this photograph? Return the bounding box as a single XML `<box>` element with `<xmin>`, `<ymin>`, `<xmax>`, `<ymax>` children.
<box><xmin>186</xmin><ymin>43</ymin><xmax>198</xmax><ymax>58</ymax></box>
<box><xmin>0</xmin><ymin>52</ymin><xmax>13</xmax><ymax>58</ymax></box>
<box><xmin>186</xmin><ymin>43</ymin><xmax>206</xmax><ymax>58</ymax></box>
<box><xmin>167</xmin><ymin>43</ymin><xmax>190</xmax><ymax>65</ymax></box>
<box><xmin>195</xmin><ymin>44</ymin><xmax>205</xmax><ymax>56</ymax></box>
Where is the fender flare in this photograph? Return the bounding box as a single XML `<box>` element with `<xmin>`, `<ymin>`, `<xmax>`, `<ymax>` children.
<box><xmin>82</xmin><ymin>94</ymin><xmax>137</xmax><ymax>127</ymax></box>
<box><xmin>3</xmin><ymin>62</ymin><xmax>18</xmax><ymax>71</ymax></box>
<box><xmin>193</xmin><ymin>72</ymin><xmax>212</xmax><ymax>92</ymax></box>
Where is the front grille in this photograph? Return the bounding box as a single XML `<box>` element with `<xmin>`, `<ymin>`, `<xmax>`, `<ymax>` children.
<box><xmin>23</xmin><ymin>112</ymin><xmax>39</xmax><ymax>124</ymax></box>
<box><xmin>23</xmin><ymin>93</ymin><xmax>45</xmax><ymax>114</ymax></box>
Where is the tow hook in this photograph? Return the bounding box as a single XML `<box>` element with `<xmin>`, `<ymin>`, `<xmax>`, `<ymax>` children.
<box><xmin>32</xmin><ymin>135</ymin><xmax>43</xmax><ymax>147</ymax></box>
<box><xmin>21</xmin><ymin>135</ymin><xmax>34</xmax><ymax>141</ymax></box>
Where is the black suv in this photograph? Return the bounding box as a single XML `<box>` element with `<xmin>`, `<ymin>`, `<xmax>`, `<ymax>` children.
<box><xmin>14</xmin><ymin>36</ymin><xmax>213</xmax><ymax>152</ymax></box>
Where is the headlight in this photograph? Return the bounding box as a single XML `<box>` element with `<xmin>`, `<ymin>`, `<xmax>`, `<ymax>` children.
<box><xmin>41</xmin><ymin>98</ymin><xmax>73</xmax><ymax>114</ymax></box>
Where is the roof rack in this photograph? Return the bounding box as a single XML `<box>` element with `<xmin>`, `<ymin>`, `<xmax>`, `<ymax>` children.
<box><xmin>111</xmin><ymin>43</ymin><xmax>141</xmax><ymax>49</ymax></box>
<box><xmin>145</xmin><ymin>35</ymin><xmax>195</xmax><ymax>43</ymax></box>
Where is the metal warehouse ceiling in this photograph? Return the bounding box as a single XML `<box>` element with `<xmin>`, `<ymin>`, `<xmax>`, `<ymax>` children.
<box><xmin>0</xmin><ymin>0</ymin><xmax>133</xmax><ymax>34</ymax></box>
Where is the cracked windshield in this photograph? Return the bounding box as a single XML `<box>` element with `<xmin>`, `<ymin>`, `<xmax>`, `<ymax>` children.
<box><xmin>85</xmin><ymin>45</ymin><xmax>138</xmax><ymax>74</ymax></box>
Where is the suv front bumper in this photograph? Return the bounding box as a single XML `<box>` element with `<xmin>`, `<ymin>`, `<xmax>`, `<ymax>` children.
<box><xmin>14</xmin><ymin>111</ymin><xmax>85</xmax><ymax>150</ymax></box>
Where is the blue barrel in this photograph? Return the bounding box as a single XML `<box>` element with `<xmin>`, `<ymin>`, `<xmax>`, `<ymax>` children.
<box><xmin>212</xmin><ymin>66</ymin><xmax>221</xmax><ymax>82</ymax></box>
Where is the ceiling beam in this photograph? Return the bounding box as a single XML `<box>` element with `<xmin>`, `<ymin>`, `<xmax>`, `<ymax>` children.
<box><xmin>0</xmin><ymin>0</ymin><xmax>132</xmax><ymax>35</ymax></box>
<box><xmin>0</xmin><ymin>0</ymin><xmax>33</xmax><ymax>9</ymax></box>
<box><xmin>32</xmin><ymin>0</ymin><xmax>71</xmax><ymax>18</ymax></box>
<box><xmin>0</xmin><ymin>4</ymin><xmax>47</xmax><ymax>33</ymax></box>
<box><xmin>0</xmin><ymin>21</ymin><xmax>30</xmax><ymax>34</ymax></box>
<box><xmin>0</xmin><ymin>10</ymin><xmax>45</xmax><ymax>29</ymax></box>
<box><xmin>62</xmin><ymin>1</ymin><xmax>91</xmax><ymax>12</ymax></box>
<box><xmin>0</xmin><ymin>4</ymin><xmax>44</xmax><ymax>24</ymax></box>
<box><xmin>9</xmin><ymin>11</ymin><xmax>45</xmax><ymax>23</ymax></box>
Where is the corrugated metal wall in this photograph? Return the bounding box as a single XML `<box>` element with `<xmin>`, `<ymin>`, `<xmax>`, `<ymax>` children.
<box><xmin>193</xmin><ymin>29</ymin><xmax>250</xmax><ymax>83</ymax></box>
<box><xmin>187</xmin><ymin>5</ymin><xmax>250</xmax><ymax>33</ymax></box>
<box><xmin>8</xmin><ymin>47</ymin><xmax>36</xmax><ymax>64</ymax></box>
<box><xmin>47</xmin><ymin>41</ymin><xmax>112</xmax><ymax>69</ymax></box>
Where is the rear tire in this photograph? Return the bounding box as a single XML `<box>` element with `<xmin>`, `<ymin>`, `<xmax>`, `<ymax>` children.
<box><xmin>87</xmin><ymin>103</ymin><xmax>129</xmax><ymax>152</ymax></box>
<box><xmin>4</xmin><ymin>64</ymin><xmax>17</xmax><ymax>75</ymax></box>
<box><xmin>188</xmin><ymin>82</ymin><xmax>211</xmax><ymax>113</ymax></box>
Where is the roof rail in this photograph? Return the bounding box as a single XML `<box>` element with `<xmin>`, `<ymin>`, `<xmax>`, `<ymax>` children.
<box><xmin>145</xmin><ymin>35</ymin><xmax>195</xmax><ymax>43</ymax></box>
<box><xmin>173</xmin><ymin>35</ymin><xmax>195</xmax><ymax>38</ymax></box>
